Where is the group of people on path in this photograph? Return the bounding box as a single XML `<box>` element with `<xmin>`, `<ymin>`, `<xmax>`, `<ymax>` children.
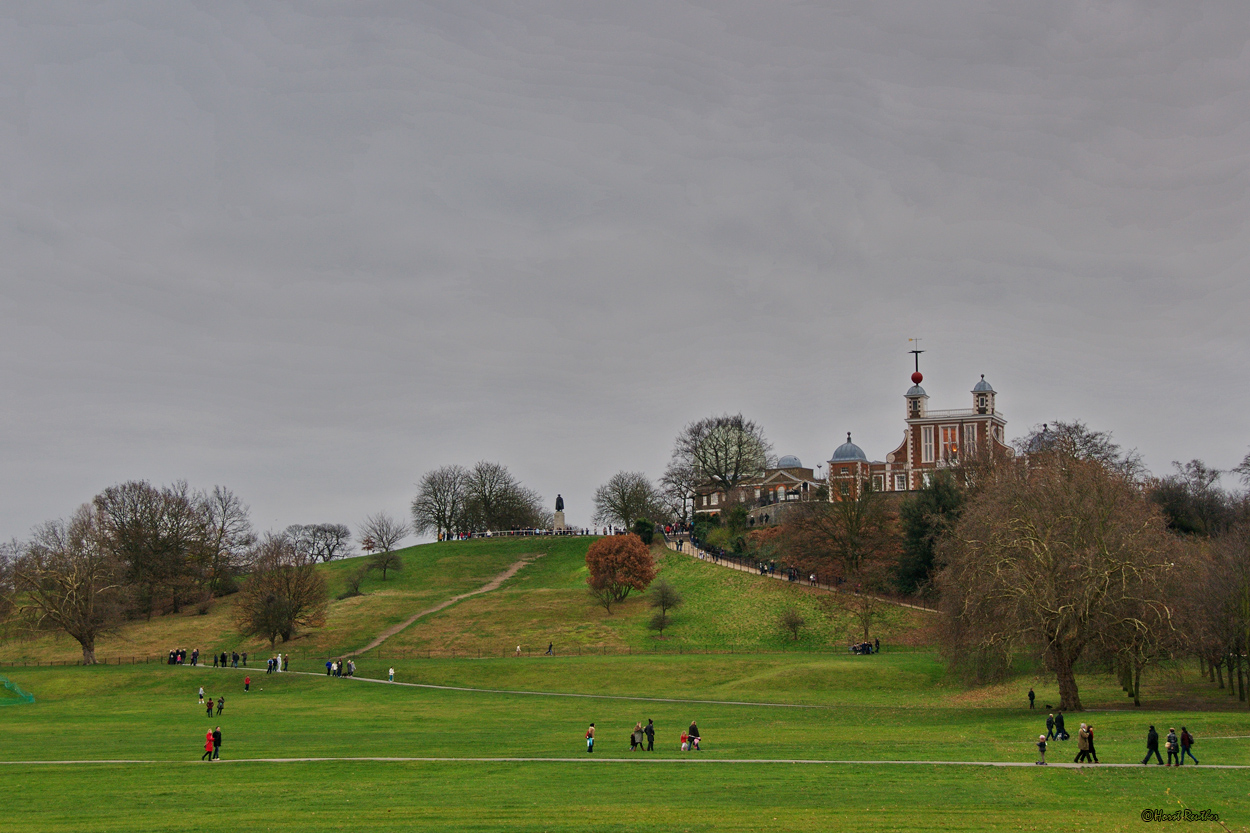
<box><xmin>266</xmin><ymin>654</ymin><xmax>287</xmax><ymax>673</ymax></box>
<box><xmin>1032</xmin><ymin>692</ymin><xmax>1201</xmax><ymax>766</ymax></box>
<box><xmin>1143</xmin><ymin>725</ymin><xmax>1199</xmax><ymax>766</ymax></box>
<box><xmin>211</xmin><ymin>651</ymin><xmax>247</xmax><ymax>668</ymax></box>
<box><xmin>587</xmin><ymin>720</ymin><xmax>700</xmax><ymax>753</ymax></box>
<box><xmin>326</xmin><ymin>658</ymin><xmax>355</xmax><ymax>677</ymax></box>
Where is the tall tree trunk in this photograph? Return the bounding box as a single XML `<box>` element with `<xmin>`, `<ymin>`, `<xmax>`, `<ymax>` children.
<box><xmin>1133</xmin><ymin>666</ymin><xmax>1142</xmax><ymax>707</ymax></box>
<box><xmin>80</xmin><ymin>639</ymin><xmax>97</xmax><ymax>665</ymax></box>
<box><xmin>1209</xmin><ymin>657</ymin><xmax>1216</xmax><ymax>683</ymax></box>
<box><xmin>1053</xmin><ymin>653</ymin><xmax>1083</xmax><ymax>711</ymax></box>
<box><xmin>1216</xmin><ymin>661</ymin><xmax>1224</xmax><ymax>689</ymax></box>
<box><xmin>1238</xmin><ymin>652</ymin><xmax>1246</xmax><ymax>703</ymax></box>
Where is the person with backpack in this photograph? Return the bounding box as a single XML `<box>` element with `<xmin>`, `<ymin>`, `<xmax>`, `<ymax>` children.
<box><xmin>585</xmin><ymin>723</ymin><xmax>595</xmax><ymax>753</ymax></box>
<box><xmin>1180</xmin><ymin>727</ymin><xmax>1198</xmax><ymax>765</ymax></box>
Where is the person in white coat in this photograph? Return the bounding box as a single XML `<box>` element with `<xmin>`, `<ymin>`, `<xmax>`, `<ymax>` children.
<box><xmin>276</xmin><ymin>652</ymin><xmax>282</xmax><ymax>672</ymax></box>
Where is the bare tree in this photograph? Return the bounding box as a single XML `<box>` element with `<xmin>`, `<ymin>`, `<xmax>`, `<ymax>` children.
<box><xmin>13</xmin><ymin>506</ymin><xmax>127</xmax><ymax>664</ymax></box>
<box><xmin>0</xmin><ymin>540</ymin><xmax>16</xmax><ymax>624</ymax></box>
<box><xmin>462</xmin><ymin>461</ymin><xmax>547</xmax><ymax>532</ymax></box>
<box><xmin>286</xmin><ymin>524</ymin><xmax>353</xmax><ymax>563</ymax></box>
<box><xmin>359</xmin><ymin>512</ymin><xmax>409</xmax><ymax>552</ymax></box>
<box><xmin>93</xmin><ymin>480</ymin><xmax>204</xmax><ymax>618</ymax></box>
<box><xmin>369</xmin><ymin>550</ymin><xmax>403</xmax><ymax>580</ymax></box>
<box><xmin>411</xmin><ymin>465</ymin><xmax>469</xmax><ymax>540</ymax></box>
<box><xmin>672</xmin><ymin>414</ymin><xmax>772</xmax><ymax>497</ymax></box>
<box><xmin>779</xmin><ymin>607</ymin><xmax>806</xmax><ymax>641</ymax></box>
<box><xmin>196</xmin><ymin>486</ymin><xmax>256</xmax><ymax>596</ymax></box>
<box><xmin>936</xmin><ymin>455</ymin><xmax>1179</xmax><ymax>711</ymax></box>
<box><xmin>593</xmin><ymin>472</ymin><xmax>665</xmax><ymax>529</ymax></box>
<box><xmin>660</xmin><ymin>460</ymin><xmax>698</xmax><ymax>525</ymax></box>
<box><xmin>646</xmin><ymin>578</ymin><xmax>683</xmax><ymax>637</ymax></box>
<box><xmin>236</xmin><ymin>532</ymin><xmax>329</xmax><ymax>647</ymax></box>
<box><xmin>1015</xmin><ymin>420</ymin><xmax>1144</xmax><ymax>480</ymax></box>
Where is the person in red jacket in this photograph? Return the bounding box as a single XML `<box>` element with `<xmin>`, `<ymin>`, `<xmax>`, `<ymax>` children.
<box><xmin>244</xmin><ymin>676</ymin><xmax>250</xmax><ymax>692</ymax></box>
<box><xmin>201</xmin><ymin>730</ymin><xmax>213</xmax><ymax>761</ymax></box>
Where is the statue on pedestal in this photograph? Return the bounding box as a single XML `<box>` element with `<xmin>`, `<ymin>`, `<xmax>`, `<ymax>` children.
<box><xmin>553</xmin><ymin>494</ymin><xmax>567</xmax><ymax>531</ymax></box>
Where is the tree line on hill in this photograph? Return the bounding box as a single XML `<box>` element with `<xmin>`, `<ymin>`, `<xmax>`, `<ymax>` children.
<box><xmin>0</xmin><ymin>481</ymin><xmax>414</xmax><ymax>663</ymax></box>
<box><xmin>410</xmin><ymin>461</ymin><xmax>551</xmax><ymax>538</ymax></box>
<box><xmin>581</xmin><ymin>413</ymin><xmax>1250</xmax><ymax>713</ymax></box>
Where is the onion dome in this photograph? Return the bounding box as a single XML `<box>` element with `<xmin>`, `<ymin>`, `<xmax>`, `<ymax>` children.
<box><xmin>972</xmin><ymin>374</ymin><xmax>995</xmax><ymax>393</ymax></box>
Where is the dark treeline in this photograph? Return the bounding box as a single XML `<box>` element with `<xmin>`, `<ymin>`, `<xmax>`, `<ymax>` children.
<box><xmin>0</xmin><ymin>480</ymin><xmax>354</xmax><ymax>664</ymax></box>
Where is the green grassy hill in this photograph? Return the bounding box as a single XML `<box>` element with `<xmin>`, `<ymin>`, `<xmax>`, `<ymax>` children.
<box><xmin>0</xmin><ymin>536</ymin><xmax>929</xmax><ymax>665</ymax></box>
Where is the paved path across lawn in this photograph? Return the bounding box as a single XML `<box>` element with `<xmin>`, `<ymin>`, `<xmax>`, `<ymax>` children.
<box><xmin>349</xmin><ymin>553</ymin><xmax>545</xmax><ymax>655</ymax></box>
<box><xmin>2</xmin><ymin>756</ymin><xmax>1246</xmax><ymax>769</ymax></box>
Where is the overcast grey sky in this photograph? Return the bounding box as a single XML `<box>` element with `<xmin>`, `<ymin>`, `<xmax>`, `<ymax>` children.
<box><xmin>2</xmin><ymin>2</ymin><xmax>1247</xmax><ymax>539</ymax></box>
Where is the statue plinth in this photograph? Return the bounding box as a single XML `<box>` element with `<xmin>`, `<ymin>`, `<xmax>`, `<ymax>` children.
<box><xmin>553</xmin><ymin>510</ymin><xmax>567</xmax><ymax>531</ymax></box>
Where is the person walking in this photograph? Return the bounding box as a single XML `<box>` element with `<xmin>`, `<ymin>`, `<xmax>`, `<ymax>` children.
<box><xmin>1180</xmin><ymin>727</ymin><xmax>1198</xmax><ymax>766</ymax></box>
<box><xmin>205</xmin><ymin>698</ymin><xmax>214</xmax><ymax>718</ymax></box>
<box><xmin>201</xmin><ymin>729</ymin><xmax>214</xmax><ymax>761</ymax></box>
<box><xmin>276</xmin><ymin>652</ymin><xmax>282</xmax><ymax>672</ymax></box>
<box><xmin>1087</xmin><ymin>723</ymin><xmax>1099</xmax><ymax>763</ymax></box>
<box><xmin>1045</xmin><ymin>713</ymin><xmax>1056</xmax><ymax>741</ymax></box>
<box><xmin>216</xmin><ymin>696</ymin><xmax>224</xmax><ymax>716</ymax></box>
<box><xmin>688</xmin><ymin>721</ymin><xmax>701</xmax><ymax>751</ymax></box>
<box><xmin>198</xmin><ymin>686</ymin><xmax>205</xmax><ymax>704</ymax></box>
<box><xmin>1142</xmin><ymin>725</ymin><xmax>1163</xmax><ymax>765</ymax></box>
<box><xmin>1166</xmin><ymin>728</ymin><xmax>1180</xmax><ymax>767</ymax></box>
<box><xmin>1035</xmin><ymin>734</ymin><xmax>1047</xmax><ymax>765</ymax></box>
<box><xmin>283</xmin><ymin>655</ymin><xmax>288</xmax><ymax>672</ymax></box>
<box><xmin>388</xmin><ymin>667</ymin><xmax>395</xmax><ymax>682</ymax></box>
<box><xmin>586</xmin><ymin>723</ymin><xmax>595</xmax><ymax>753</ymax></box>
<box><xmin>326</xmin><ymin>659</ymin><xmax>333</xmax><ymax>676</ymax></box>
<box><xmin>211</xmin><ymin>726</ymin><xmax>222</xmax><ymax>760</ymax></box>
<box><xmin>1028</xmin><ymin>688</ymin><xmax>1035</xmax><ymax>709</ymax></box>
<box><xmin>244</xmin><ymin>676</ymin><xmax>250</xmax><ymax>692</ymax></box>
<box><xmin>1074</xmin><ymin>724</ymin><xmax>1091</xmax><ymax>763</ymax></box>
<box><xmin>644</xmin><ymin>719</ymin><xmax>655</xmax><ymax>752</ymax></box>
<box><xmin>546</xmin><ymin>643</ymin><xmax>553</xmax><ymax>656</ymax></box>
<box><xmin>1054</xmin><ymin>711</ymin><xmax>1066</xmax><ymax>740</ymax></box>
<box><xmin>630</xmin><ymin>723</ymin><xmax>641</xmax><ymax>751</ymax></box>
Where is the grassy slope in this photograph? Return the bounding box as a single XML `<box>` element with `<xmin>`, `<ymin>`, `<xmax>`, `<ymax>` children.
<box><xmin>1</xmin><ymin>659</ymin><xmax>1248</xmax><ymax>832</ymax></box>
<box><xmin>378</xmin><ymin>542</ymin><xmax>929</xmax><ymax>655</ymax></box>
<box><xmin>0</xmin><ymin>537</ymin><xmax>930</xmax><ymax>663</ymax></box>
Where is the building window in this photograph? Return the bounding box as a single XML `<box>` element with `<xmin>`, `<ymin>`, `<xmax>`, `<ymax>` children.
<box><xmin>963</xmin><ymin>423</ymin><xmax>976</xmax><ymax>453</ymax></box>
<box><xmin>840</xmin><ymin>483</ymin><xmax>850</xmax><ymax>496</ymax></box>
<box><xmin>840</xmin><ymin>467</ymin><xmax>849</xmax><ymax>475</ymax></box>
<box><xmin>894</xmin><ymin>473</ymin><xmax>907</xmax><ymax>491</ymax></box>
<box><xmin>941</xmin><ymin>426</ymin><xmax>959</xmax><ymax>462</ymax></box>
<box><xmin>777</xmin><ymin>486</ymin><xmax>786</xmax><ymax>500</ymax></box>
<box><xmin>702</xmin><ymin>495</ymin><xmax>708</xmax><ymax>507</ymax></box>
<box><xmin>711</xmin><ymin>493</ymin><xmax>719</xmax><ymax>506</ymax></box>
<box><xmin>754</xmin><ymin>488</ymin><xmax>761</xmax><ymax>499</ymax></box>
<box><xmin>922</xmin><ymin>426</ymin><xmax>935</xmax><ymax>463</ymax></box>
<box><xmin>873</xmin><ymin>475</ymin><xmax>884</xmax><ymax>492</ymax></box>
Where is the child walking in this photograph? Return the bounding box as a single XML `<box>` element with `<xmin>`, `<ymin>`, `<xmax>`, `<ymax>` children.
<box><xmin>586</xmin><ymin>723</ymin><xmax>595</xmax><ymax>753</ymax></box>
<box><xmin>1036</xmin><ymin>734</ymin><xmax>1048</xmax><ymax>765</ymax></box>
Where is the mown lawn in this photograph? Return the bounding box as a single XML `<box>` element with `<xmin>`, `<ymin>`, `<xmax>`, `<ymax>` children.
<box><xmin>1</xmin><ymin>656</ymin><xmax>1248</xmax><ymax>832</ymax></box>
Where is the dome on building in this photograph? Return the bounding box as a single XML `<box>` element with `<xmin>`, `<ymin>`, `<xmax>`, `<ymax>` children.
<box><xmin>906</xmin><ymin>384</ymin><xmax>927</xmax><ymax>397</ymax></box>
<box><xmin>777</xmin><ymin>455</ymin><xmax>803</xmax><ymax>468</ymax></box>
<box><xmin>831</xmin><ymin>433</ymin><xmax>868</xmax><ymax>462</ymax></box>
<box><xmin>972</xmin><ymin>374</ymin><xmax>995</xmax><ymax>393</ymax></box>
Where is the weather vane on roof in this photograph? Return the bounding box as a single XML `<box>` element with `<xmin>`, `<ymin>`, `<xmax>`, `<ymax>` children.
<box><xmin>908</xmin><ymin>338</ymin><xmax>924</xmax><ymax>383</ymax></box>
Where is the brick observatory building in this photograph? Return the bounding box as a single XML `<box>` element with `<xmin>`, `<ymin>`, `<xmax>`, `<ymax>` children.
<box><xmin>827</xmin><ymin>367</ymin><xmax>1012</xmax><ymax>500</ymax></box>
<box><xmin>694</xmin><ymin>363</ymin><xmax>1013</xmax><ymax>518</ymax></box>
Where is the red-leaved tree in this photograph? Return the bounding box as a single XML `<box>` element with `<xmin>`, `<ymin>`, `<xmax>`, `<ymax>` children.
<box><xmin>586</xmin><ymin>534</ymin><xmax>656</xmax><ymax>613</ymax></box>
